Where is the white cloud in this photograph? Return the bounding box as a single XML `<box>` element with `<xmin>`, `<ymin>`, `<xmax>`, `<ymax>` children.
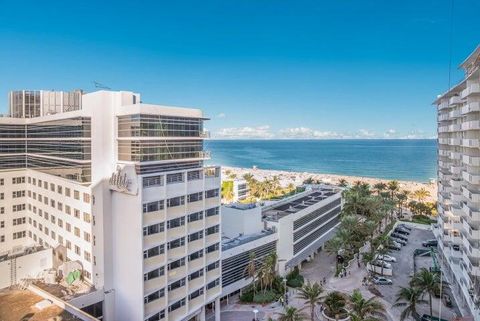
<box><xmin>278</xmin><ymin>127</ymin><xmax>342</xmax><ymax>139</ymax></box>
<box><xmin>214</xmin><ymin>125</ymin><xmax>274</xmax><ymax>139</ymax></box>
<box><xmin>216</xmin><ymin>113</ymin><xmax>226</xmax><ymax>118</ymax></box>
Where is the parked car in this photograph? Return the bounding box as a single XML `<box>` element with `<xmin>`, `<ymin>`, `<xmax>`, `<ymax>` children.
<box><xmin>372</xmin><ymin>260</ymin><xmax>392</xmax><ymax>269</ymax></box>
<box><xmin>375</xmin><ymin>254</ymin><xmax>397</xmax><ymax>262</ymax></box>
<box><xmin>388</xmin><ymin>243</ymin><xmax>401</xmax><ymax>251</ymax></box>
<box><xmin>422</xmin><ymin>239</ymin><xmax>438</xmax><ymax>247</ymax></box>
<box><xmin>391</xmin><ymin>237</ymin><xmax>407</xmax><ymax>246</ymax></box>
<box><xmin>391</xmin><ymin>233</ymin><xmax>408</xmax><ymax>242</ymax></box>
<box><xmin>420</xmin><ymin>314</ymin><xmax>448</xmax><ymax>321</ymax></box>
<box><xmin>398</xmin><ymin>223</ymin><xmax>412</xmax><ymax>231</ymax></box>
<box><xmin>372</xmin><ymin>276</ymin><xmax>392</xmax><ymax>285</ymax></box>
<box><xmin>394</xmin><ymin>228</ymin><xmax>410</xmax><ymax>235</ymax></box>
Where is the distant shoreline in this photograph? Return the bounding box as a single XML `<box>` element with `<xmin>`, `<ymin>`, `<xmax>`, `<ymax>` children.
<box><xmin>222</xmin><ymin>166</ymin><xmax>438</xmax><ymax>202</ymax></box>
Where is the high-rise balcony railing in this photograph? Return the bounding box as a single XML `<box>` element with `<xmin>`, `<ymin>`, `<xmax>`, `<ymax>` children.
<box><xmin>144</xmin><ymin>296</ymin><xmax>167</xmax><ymax>318</ymax></box>
<box><xmin>461</xmin><ymin>83</ymin><xmax>480</xmax><ymax>99</ymax></box>
<box><xmin>450</xmin><ymin>96</ymin><xmax>464</xmax><ymax>105</ymax></box>
<box><xmin>439</xmin><ymin>100</ymin><xmax>450</xmax><ymax>110</ymax></box>
<box><xmin>439</xmin><ymin>138</ymin><xmax>449</xmax><ymax>145</ymax></box>
<box><xmin>463</xmin><ymin>155</ymin><xmax>480</xmax><ymax>167</ymax></box>
<box><xmin>461</xmin><ymin>120</ymin><xmax>480</xmax><ymax>131</ymax></box>
<box><xmin>199</xmin><ymin>131</ymin><xmax>210</xmax><ymax>138</ymax></box>
<box><xmin>461</xmin><ymin>101</ymin><xmax>480</xmax><ymax>115</ymax></box>
<box><xmin>439</xmin><ymin>113</ymin><xmax>450</xmax><ymax>121</ymax></box>
<box><xmin>462</xmin><ymin>203</ymin><xmax>480</xmax><ymax>223</ymax></box>
<box><xmin>449</xmin><ymin>138</ymin><xmax>462</xmax><ymax>145</ymax></box>
<box><xmin>449</xmin><ymin>109</ymin><xmax>462</xmax><ymax>119</ymax></box>
<box><xmin>439</xmin><ymin>126</ymin><xmax>449</xmax><ymax>133</ymax></box>
<box><xmin>463</xmin><ymin>139</ymin><xmax>480</xmax><ymax>148</ymax></box>
<box><xmin>448</xmin><ymin>124</ymin><xmax>461</xmax><ymax>132</ymax></box>
<box><xmin>450</xmin><ymin>151</ymin><xmax>462</xmax><ymax>161</ymax></box>
<box><xmin>463</xmin><ymin>171</ymin><xmax>480</xmax><ymax>185</ymax></box>
<box><xmin>462</xmin><ymin>186</ymin><xmax>480</xmax><ymax>203</ymax></box>
<box><xmin>439</xmin><ymin>150</ymin><xmax>450</xmax><ymax>157</ymax></box>
<box><xmin>144</xmin><ymin>274</ymin><xmax>167</xmax><ymax>294</ymax></box>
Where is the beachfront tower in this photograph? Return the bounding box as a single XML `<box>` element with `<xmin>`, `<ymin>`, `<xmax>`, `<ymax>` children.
<box><xmin>434</xmin><ymin>45</ymin><xmax>480</xmax><ymax>319</ymax></box>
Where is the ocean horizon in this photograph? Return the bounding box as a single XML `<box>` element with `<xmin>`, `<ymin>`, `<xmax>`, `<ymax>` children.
<box><xmin>205</xmin><ymin>139</ymin><xmax>437</xmax><ymax>182</ymax></box>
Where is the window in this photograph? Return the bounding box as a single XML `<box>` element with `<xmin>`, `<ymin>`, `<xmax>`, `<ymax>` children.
<box><xmin>0</xmin><ymin>235</ymin><xmax>5</xmax><ymax>242</ymax></box>
<box><xmin>74</xmin><ymin>209</ymin><xmax>80</xmax><ymax>219</ymax></box>
<box><xmin>0</xmin><ymin>207</ymin><xmax>4</xmax><ymax>214</ymax></box>
<box><xmin>188</xmin><ymin>269</ymin><xmax>204</xmax><ymax>281</ymax></box>
<box><xmin>84</xmin><ymin>251</ymin><xmax>91</xmax><ymax>262</ymax></box>
<box><xmin>51</xmin><ymin>231</ymin><xmax>56</xmax><ymax>240</ymax></box>
<box><xmin>207</xmin><ymin>261</ymin><xmax>220</xmax><ymax>271</ymax></box>
<box><xmin>50</xmin><ymin>183</ymin><xmax>55</xmax><ymax>191</ymax></box>
<box><xmin>58</xmin><ymin>235</ymin><xmax>63</xmax><ymax>245</ymax></box>
<box><xmin>0</xmin><ymin>221</ymin><xmax>4</xmax><ymax>228</ymax></box>
<box><xmin>66</xmin><ymin>240</ymin><xmax>71</xmax><ymax>249</ymax></box>
<box><xmin>0</xmin><ymin>178</ymin><xmax>3</xmax><ymax>185</ymax></box>
<box><xmin>187</xmin><ymin>170</ymin><xmax>202</xmax><ymax>181</ymax></box>
<box><xmin>143</xmin><ymin>245</ymin><xmax>165</xmax><ymax>259</ymax></box>
<box><xmin>187</xmin><ymin>192</ymin><xmax>203</xmax><ymax>203</ymax></box>
<box><xmin>83</xmin><ymin>193</ymin><xmax>90</xmax><ymax>203</ymax></box>
<box><xmin>188</xmin><ymin>250</ymin><xmax>203</xmax><ymax>261</ymax></box>
<box><xmin>50</xmin><ymin>199</ymin><xmax>55</xmax><ymax>208</ymax></box>
<box><xmin>65</xmin><ymin>188</ymin><xmax>71</xmax><ymax>197</ymax></box>
<box><xmin>57</xmin><ymin>202</ymin><xmax>63</xmax><ymax>211</ymax></box>
<box><xmin>144</xmin><ymin>288</ymin><xmax>165</xmax><ymax>304</ymax></box>
<box><xmin>143</xmin><ymin>223</ymin><xmax>165</xmax><ymax>236</ymax></box>
<box><xmin>58</xmin><ymin>219</ymin><xmax>63</xmax><ymax>228</ymax></box>
<box><xmin>51</xmin><ymin>215</ymin><xmax>56</xmax><ymax>224</ymax></box>
<box><xmin>44</xmin><ymin>196</ymin><xmax>48</xmax><ymax>205</ymax></box>
<box><xmin>207</xmin><ymin>278</ymin><xmax>220</xmax><ymax>290</ymax></box>
<box><xmin>166</xmin><ymin>173</ymin><xmax>184</xmax><ymax>184</ymax></box>
<box><xmin>66</xmin><ymin>223</ymin><xmax>71</xmax><ymax>232</ymax></box>
<box><xmin>144</xmin><ymin>266</ymin><xmax>165</xmax><ymax>281</ymax></box>
<box><xmin>167</xmin><ymin>196</ymin><xmax>185</xmax><ymax>208</ymax></box>
<box><xmin>13</xmin><ymin>231</ymin><xmax>26</xmax><ymax>239</ymax></box>
<box><xmin>167</xmin><ymin>258</ymin><xmax>185</xmax><ymax>270</ymax></box>
<box><xmin>12</xmin><ymin>217</ymin><xmax>26</xmax><ymax>225</ymax></box>
<box><xmin>145</xmin><ymin>310</ymin><xmax>165</xmax><ymax>321</ymax></box>
<box><xmin>143</xmin><ymin>200</ymin><xmax>164</xmax><ymax>213</ymax></box>
<box><xmin>74</xmin><ymin>190</ymin><xmax>80</xmax><ymax>200</ymax></box>
<box><xmin>12</xmin><ymin>190</ymin><xmax>26</xmax><ymax>198</ymax></box>
<box><xmin>38</xmin><ymin>179</ymin><xmax>42</xmax><ymax>187</ymax></box>
<box><xmin>75</xmin><ymin>245</ymin><xmax>81</xmax><ymax>255</ymax></box>
<box><xmin>83</xmin><ymin>213</ymin><xmax>91</xmax><ymax>223</ymax></box>
<box><xmin>206</xmin><ymin>225</ymin><xmax>220</xmax><ymax>235</ymax></box>
<box><xmin>0</xmin><ymin>193</ymin><xmax>3</xmax><ymax>200</ymax></box>
<box><xmin>44</xmin><ymin>212</ymin><xmax>49</xmax><ymax>220</ymax></box>
<box><xmin>167</xmin><ymin>217</ymin><xmax>185</xmax><ymax>229</ymax></box>
<box><xmin>188</xmin><ymin>231</ymin><xmax>203</xmax><ymax>242</ymax></box>
<box><xmin>205</xmin><ymin>189</ymin><xmax>219</xmax><ymax>198</ymax></box>
<box><xmin>143</xmin><ymin>175</ymin><xmax>163</xmax><ymax>188</ymax></box>
<box><xmin>74</xmin><ymin>227</ymin><xmax>80</xmax><ymax>237</ymax></box>
<box><xmin>167</xmin><ymin>237</ymin><xmax>185</xmax><ymax>250</ymax></box>
<box><xmin>12</xmin><ymin>177</ymin><xmax>25</xmax><ymax>184</ymax></box>
<box><xmin>43</xmin><ymin>181</ymin><xmax>48</xmax><ymax>189</ymax></box>
<box><xmin>57</xmin><ymin>185</ymin><xmax>62</xmax><ymax>194</ymax></box>
<box><xmin>84</xmin><ymin>232</ymin><xmax>91</xmax><ymax>242</ymax></box>
<box><xmin>12</xmin><ymin>204</ymin><xmax>26</xmax><ymax>212</ymax></box>
<box><xmin>65</xmin><ymin>205</ymin><xmax>71</xmax><ymax>215</ymax></box>
<box><xmin>205</xmin><ymin>207</ymin><xmax>219</xmax><ymax>217</ymax></box>
<box><xmin>168</xmin><ymin>278</ymin><xmax>185</xmax><ymax>291</ymax></box>
<box><xmin>189</xmin><ymin>288</ymin><xmax>204</xmax><ymax>300</ymax></box>
<box><xmin>206</xmin><ymin>243</ymin><xmax>219</xmax><ymax>253</ymax></box>
<box><xmin>188</xmin><ymin>211</ymin><xmax>203</xmax><ymax>222</ymax></box>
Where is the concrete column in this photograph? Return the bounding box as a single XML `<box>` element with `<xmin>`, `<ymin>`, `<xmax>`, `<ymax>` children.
<box><xmin>215</xmin><ymin>298</ymin><xmax>220</xmax><ymax>321</ymax></box>
<box><xmin>199</xmin><ymin>306</ymin><xmax>206</xmax><ymax>321</ymax></box>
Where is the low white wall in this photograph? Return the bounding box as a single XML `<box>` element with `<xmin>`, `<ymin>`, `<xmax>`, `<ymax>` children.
<box><xmin>28</xmin><ymin>284</ymin><xmax>99</xmax><ymax>321</ymax></box>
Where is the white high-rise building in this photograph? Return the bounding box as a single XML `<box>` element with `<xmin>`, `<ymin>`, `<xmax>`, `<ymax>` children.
<box><xmin>434</xmin><ymin>45</ymin><xmax>480</xmax><ymax>319</ymax></box>
<box><xmin>0</xmin><ymin>90</ymin><xmax>222</xmax><ymax>321</ymax></box>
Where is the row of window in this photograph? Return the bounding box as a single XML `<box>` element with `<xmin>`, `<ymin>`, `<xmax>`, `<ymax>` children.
<box><xmin>142</xmin><ymin>190</ymin><xmax>219</xmax><ymax>213</ymax></box>
<box><xmin>26</xmin><ymin>176</ymin><xmax>91</xmax><ymax>203</ymax></box>
<box><xmin>142</xmin><ymin>170</ymin><xmax>204</xmax><ymax>188</ymax></box>
<box><xmin>0</xmin><ymin>232</ymin><xmax>27</xmax><ymax>242</ymax></box>
<box><xmin>28</xmin><ymin>196</ymin><xmax>92</xmax><ymax>223</ymax></box>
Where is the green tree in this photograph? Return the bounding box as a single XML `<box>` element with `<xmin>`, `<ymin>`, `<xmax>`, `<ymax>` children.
<box><xmin>297</xmin><ymin>281</ymin><xmax>324</xmax><ymax>321</ymax></box>
<box><xmin>348</xmin><ymin>289</ymin><xmax>386</xmax><ymax>321</ymax></box>
<box><xmin>244</xmin><ymin>252</ymin><xmax>257</xmax><ymax>296</ymax></box>
<box><xmin>276</xmin><ymin>306</ymin><xmax>307</xmax><ymax>321</ymax></box>
<box><xmin>411</xmin><ymin>268</ymin><xmax>446</xmax><ymax>317</ymax></box>
<box><xmin>394</xmin><ymin>286</ymin><xmax>427</xmax><ymax>321</ymax></box>
<box><xmin>338</xmin><ymin>179</ymin><xmax>349</xmax><ymax>187</ymax></box>
<box><xmin>413</xmin><ymin>188</ymin><xmax>430</xmax><ymax>202</ymax></box>
<box><xmin>323</xmin><ymin>291</ymin><xmax>347</xmax><ymax>321</ymax></box>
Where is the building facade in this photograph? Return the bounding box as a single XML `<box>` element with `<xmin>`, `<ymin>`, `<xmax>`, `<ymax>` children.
<box><xmin>0</xmin><ymin>90</ymin><xmax>222</xmax><ymax>321</ymax></box>
<box><xmin>434</xmin><ymin>45</ymin><xmax>480</xmax><ymax>320</ymax></box>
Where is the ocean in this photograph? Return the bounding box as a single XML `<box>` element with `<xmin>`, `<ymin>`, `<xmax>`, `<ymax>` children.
<box><xmin>205</xmin><ymin>139</ymin><xmax>437</xmax><ymax>182</ymax></box>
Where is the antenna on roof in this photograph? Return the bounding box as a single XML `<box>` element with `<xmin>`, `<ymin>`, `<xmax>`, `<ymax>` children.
<box><xmin>93</xmin><ymin>81</ymin><xmax>111</xmax><ymax>90</ymax></box>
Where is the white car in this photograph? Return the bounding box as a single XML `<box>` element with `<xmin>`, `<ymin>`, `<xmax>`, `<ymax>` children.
<box><xmin>376</xmin><ymin>254</ymin><xmax>397</xmax><ymax>263</ymax></box>
<box><xmin>372</xmin><ymin>260</ymin><xmax>392</xmax><ymax>269</ymax></box>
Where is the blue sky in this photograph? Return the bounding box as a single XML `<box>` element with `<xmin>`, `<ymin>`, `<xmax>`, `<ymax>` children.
<box><xmin>0</xmin><ymin>0</ymin><xmax>478</xmax><ymax>139</ymax></box>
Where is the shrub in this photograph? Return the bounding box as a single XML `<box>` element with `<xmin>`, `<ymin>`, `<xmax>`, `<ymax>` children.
<box><xmin>253</xmin><ymin>290</ymin><xmax>278</xmax><ymax>304</ymax></box>
<box><xmin>239</xmin><ymin>291</ymin><xmax>254</xmax><ymax>303</ymax></box>
<box><xmin>411</xmin><ymin>215</ymin><xmax>436</xmax><ymax>225</ymax></box>
<box><xmin>286</xmin><ymin>267</ymin><xmax>304</xmax><ymax>288</ymax></box>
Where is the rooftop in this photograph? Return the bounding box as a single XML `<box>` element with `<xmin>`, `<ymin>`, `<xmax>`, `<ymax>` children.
<box><xmin>0</xmin><ymin>288</ymin><xmax>81</xmax><ymax>321</ymax></box>
<box><xmin>262</xmin><ymin>187</ymin><xmax>339</xmax><ymax>221</ymax></box>
<box><xmin>222</xmin><ymin>229</ymin><xmax>276</xmax><ymax>251</ymax></box>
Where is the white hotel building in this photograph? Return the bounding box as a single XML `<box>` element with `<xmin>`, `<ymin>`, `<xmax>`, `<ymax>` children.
<box><xmin>0</xmin><ymin>90</ymin><xmax>222</xmax><ymax>321</ymax></box>
<box><xmin>434</xmin><ymin>45</ymin><xmax>480</xmax><ymax>319</ymax></box>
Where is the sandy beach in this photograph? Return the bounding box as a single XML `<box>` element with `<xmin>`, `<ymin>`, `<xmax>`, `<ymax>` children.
<box><xmin>222</xmin><ymin>166</ymin><xmax>437</xmax><ymax>202</ymax></box>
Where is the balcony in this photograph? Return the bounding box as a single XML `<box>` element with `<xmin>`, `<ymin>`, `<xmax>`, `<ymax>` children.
<box><xmin>205</xmin><ymin>196</ymin><xmax>220</xmax><ymax>209</ymax></box>
<box><xmin>439</xmin><ymin>100</ymin><xmax>450</xmax><ymax>110</ymax></box>
<box><xmin>452</xmin><ymin>205</ymin><xmax>464</xmax><ymax>217</ymax></box>
<box><xmin>144</xmin><ymin>210</ymin><xmax>166</xmax><ymax>226</ymax></box>
<box><xmin>439</xmin><ymin>126</ymin><xmax>449</xmax><ymax>133</ymax></box>
<box><xmin>462</xmin><ymin>101</ymin><xmax>480</xmax><ymax>115</ymax></box>
<box><xmin>206</xmin><ymin>285</ymin><xmax>221</xmax><ymax>300</ymax></box>
<box><xmin>439</xmin><ymin>114</ymin><xmax>449</xmax><ymax>121</ymax></box>
<box><xmin>462</xmin><ymin>203</ymin><xmax>480</xmax><ymax>223</ymax></box>
<box><xmin>187</xmin><ymin>220</ymin><xmax>204</xmax><ymax>232</ymax></box>
<box><xmin>450</xmin><ymin>164</ymin><xmax>465</xmax><ymax>175</ymax></box>
<box><xmin>448</xmin><ymin>124</ymin><xmax>461</xmax><ymax>132</ymax></box>
<box><xmin>463</xmin><ymin>139</ymin><xmax>480</xmax><ymax>148</ymax></box>
<box><xmin>206</xmin><ymin>215</ymin><xmax>220</xmax><ymax>227</ymax></box>
<box><xmin>168</xmin><ymin>286</ymin><xmax>186</xmax><ymax>303</ymax></box>
<box><xmin>167</xmin><ymin>265</ymin><xmax>187</xmax><ymax>280</ymax></box>
<box><xmin>463</xmin><ymin>155</ymin><xmax>480</xmax><ymax>167</ymax></box>
<box><xmin>186</xmin><ymin>201</ymin><xmax>204</xmax><ymax>215</ymax></box>
<box><xmin>199</xmin><ymin>130</ymin><xmax>210</xmax><ymax>138</ymax></box>
<box><xmin>450</xmin><ymin>151</ymin><xmax>462</xmax><ymax>160</ymax></box>
<box><xmin>439</xmin><ymin>150</ymin><xmax>450</xmax><ymax>157</ymax></box>
<box><xmin>450</xmin><ymin>96</ymin><xmax>463</xmax><ymax>105</ymax></box>
<box><xmin>206</xmin><ymin>250</ymin><xmax>220</xmax><ymax>263</ymax></box>
<box><xmin>462</xmin><ymin>186</ymin><xmax>480</xmax><ymax>203</ymax></box>
<box><xmin>462</xmin><ymin>120</ymin><xmax>480</xmax><ymax>131</ymax></box>
<box><xmin>206</xmin><ymin>268</ymin><xmax>221</xmax><ymax>281</ymax></box>
<box><xmin>461</xmin><ymin>83</ymin><xmax>480</xmax><ymax>99</ymax></box>
<box><xmin>144</xmin><ymin>274</ymin><xmax>167</xmax><ymax>294</ymax></box>
<box><xmin>189</xmin><ymin>277</ymin><xmax>204</xmax><ymax>291</ymax></box>
<box><xmin>463</xmin><ymin>171</ymin><xmax>480</xmax><ymax>185</ymax></box>
<box><xmin>449</xmin><ymin>109</ymin><xmax>462</xmax><ymax>119</ymax></box>
<box><xmin>188</xmin><ymin>239</ymin><xmax>204</xmax><ymax>252</ymax></box>
<box><xmin>144</xmin><ymin>232</ymin><xmax>166</xmax><ymax>249</ymax></box>
<box><xmin>449</xmin><ymin>138</ymin><xmax>462</xmax><ymax>145</ymax></box>
<box><xmin>166</xmin><ymin>206</ymin><xmax>186</xmax><ymax>219</ymax></box>
<box><xmin>189</xmin><ymin>295</ymin><xmax>204</xmax><ymax>311</ymax></box>
<box><xmin>451</xmin><ymin>192</ymin><xmax>464</xmax><ymax>203</ymax></box>
<box><xmin>205</xmin><ymin>233</ymin><xmax>219</xmax><ymax>246</ymax></box>
<box><xmin>144</xmin><ymin>297</ymin><xmax>167</xmax><ymax>318</ymax></box>
<box><xmin>167</xmin><ymin>246</ymin><xmax>186</xmax><ymax>260</ymax></box>
<box><xmin>450</xmin><ymin>178</ymin><xmax>463</xmax><ymax>189</ymax></box>
<box><xmin>144</xmin><ymin>254</ymin><xmax>166</xmax><ymax>269</ymax></box>
<box><xmin>438</xmin><ymin>138</ymin><xmax>449</xmax><ymax>145</ymax></box>
<box><xmin>472</xmin><ymin>266</ymin><xmax>480</xmax><ymax>277</ymax></box>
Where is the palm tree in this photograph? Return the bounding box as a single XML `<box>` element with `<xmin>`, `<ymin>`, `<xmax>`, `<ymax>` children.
<box><xmin>411</xmin><ymin>268</ymin><xmax>446</xmax><ymax>317</ymax></box>
<box><xmin>244</xmin><ymin>252</ymin><xmax>257</xmax><ymax>296</ymax></box>
<box><xmin>243</xmin><ymin>172</ymin><xmax>254</xmax><ymax>182</ymax></box>
<box><xmin>338</xmin><ymin>179</ymin><xmax>349</xmax><ymax>187</ymax></box>
<box><xmin>396</xmin><ymin>190</ymin><xmax>409</xmax><ymax>217</ymax></box>
<box><xmin>258</xmin><ymin>252</ymin><xmax>278</xmax><ymax>293</ymax></box>
<box><xmin>348</xmin><ymin>289</ymin><xmax>386</xmax><ymax>321</ymax></box>
<box><xmin>413</xmin><ymin>188</ymin><xmax>430</xmax><ymax>202</ymax></box>
<box><xmin>297</xmin><ymin>281</ymin><xmax>324</xmax><ymax>321</ymax></box>
<box><xmin>323</xmin><ymin>291</ymin><xmax>347</xmax><ymax>321</ymax></box>
<box><xmin>372</xmin><ymin>182</ymin><xmax>387</xmax><ymax>196</ymax></box>
<box><xmin>394</xmin><ymin>286</ymin><xmax>427</xmax><ymax>321</ymax></box>
<box><xmin>325</xmin><ymin>237</ymin><xmax>344</xmax><ymax>273</ymax></box>
<box><xmin>277</xmin><ymin>306</ymin><xmax>307</xmax><ymax>321</ymax></box>
<box><xmin>387</xmin><ymin>180</ymin><xmax>400</xmax><ymax>199</ymax></box>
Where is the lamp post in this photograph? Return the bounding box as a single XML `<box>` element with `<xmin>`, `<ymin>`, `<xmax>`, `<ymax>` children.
<box><xmin>253</xmin><ymin>308</ymin><xmax>259</xmax><ymax>321</ymax></box>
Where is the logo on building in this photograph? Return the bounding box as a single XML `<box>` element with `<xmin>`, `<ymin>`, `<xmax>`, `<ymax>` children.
<box><xmin>109</xmin><ymin>165</ymin><xmax>138</xmax><ymax>195</ymax></box>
